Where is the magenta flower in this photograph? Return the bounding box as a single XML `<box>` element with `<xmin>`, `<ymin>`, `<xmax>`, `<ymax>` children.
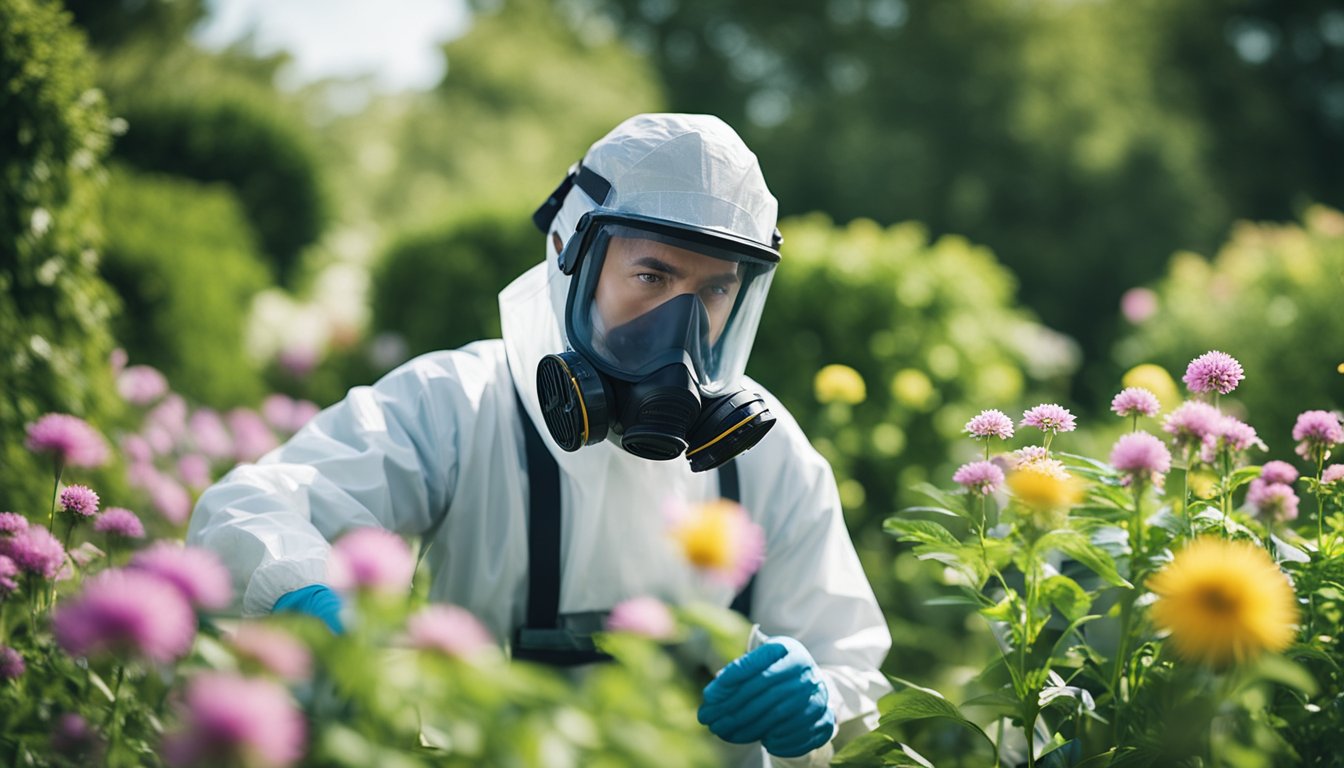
<box><xmin>94</xmin><ymin>508</ymin><xmax>145</xmax><ymax>539</ymax></box>
<box><xmin>1111</xmin><ymin>387</ymin><xmax>1161</xmax><ymax>419</ymax></box>
<box><xmin>953</xmin><ymin>461</ymin><xmax>1006</xmax><ymax>496</ymax></box>
<box><xmin>1323</xmin><ymin>465</ymin><xmax>1344</xmax><ymax>485</ymax></box>
<box><xmin>1199</xmin><ymin>415</ymin><xmax>1266</xmax><ymax>463</ymax></box>
<box><xmin>188</xmin><ymin>409</ymin><xmax>234</xmax><ymax>459</ymax></box>
<box><xmin>50</xmin><ymin>714</ymin><xmax>103</xmax><ymax>761</ymax></box>
<box><xmin>53</xmin><ymin>569</ymin><xmax>197</xmax><ymax>663</ymax></box>
<box><xmin>229</xmin><ymin>409</ymin><xmax>279</xmax><ymax>463</ymax></box>
<box><xmin>24</xmin><ymin>414</ymin><xmax>109</xmax><ymax>469</ymax></box>
<box><xmin>1110</xmin><ymin>432</ymin><xmax>1173</xmax><ymax>487</ymax></box>
<box><xmin>1247</xmin><ymin>479</ymin><xmax>1300</xmax><ymax>523</ymax></box>
<box><xmin>407</xmin><ymin>604</ymin><xmax>495</xmax><ymax>658</ymax></box>
<box><xmin>1292</xmin><ymin>410</ymin><xmax>1344</xmax><ymax>460</ymax></box>
<box><xmin>162</xmin><ymin>673</ymin><xmax>305</xmax><ymax>768</ymax></box>
<box><xmin>146</xmin><ymin>395</ymin><xmax>189</xmax><ymax>444</ymax></box>
<box><xmin>59</xmin><ymin>485</ymin><xmax>100</xmax><ymax>517</ymax></box>
<box><xmin>0</xmin><ymin>512</ymin><xmax>28</xmax><ymax>535</ymax></box>
<box><xmin>120</xmin><ymin>434</ymin><xmax>152</xmax><ymax>464</ymax></box>
<box><xmin>1</xmin><ymin>526</ymin><xmax>65</xmax><ymax>579</ymax></box>
<box><xmin>177</xmin><ymin>454</ymin><xmax>213</xmax><ymax>490</ymax></box>
<box><xmin>1161</xmin><ymin>401</ymin><xmax>1223</xmax><ymax>450</ymax></box>
<box><xmin>1183</xmin><ymin>351</ymin><xmax>1245</xmax><ymax>395</ymax></box>
<box><xmin>149</xmin><ymin>478</ymin><xmax>193</xmax><ymax>525</ymax></box>
<box><xmin>0</xmin><ymin>646</ymin><xmax>24</xmax><ymax>680</ymax></box>
<box><xmin>1021</xmin><ymin>404</ymin><xmax>1077</xmax><ymax>434</ymax></box>
<box><xmin>262</xmin><ymin>394</ymin><xmax>321</xmax><ymax>435</ymax></box>
<box><xmin>116</xmin><ymin>365</ymin><xmax>169</xmax><ymax>406</ymax></box>
<box><xmin>130</xmin><ymin>543</ymin><xmax>233</xmax><ymax>611</ymax></box>
<box><xmin>327</xmin><ymin>528</ymin><xmax>415</xmax><ymax>595</ymax></box>
<box><xmin>965</xmin><ymin>410</ymin><xmax>1014</xmax><ymax>440</ymax></box>
<box><xmin>1120</xmin><ymin>287</ymin><xmax>1158</xmax><ymax>324</ymax></box>
<box><xmin>606</xmin><ymin>596</ymin><xmax>677</xmax><ymax>640</ymax></box>
<box><xmin>231</xmin><ymin>624</ymin><xmax>313</xmax><ymax>681</ymax></box>
<box><xmin>1260</xmin><ymin>461</ymin><xmax>1300</xmax><ymax>486</ymax></box>
<box><xmin>1012</xmin><ymin>446</ymin><xmax>1049</xmax><ymax>467</ymax></box>
<box><xmin>0</xmin><ymin>555</ymin><xmax>18</xmax><ymax>596</ymax></box>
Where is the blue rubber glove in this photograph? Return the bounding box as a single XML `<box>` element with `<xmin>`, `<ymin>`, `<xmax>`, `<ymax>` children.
<box><xmin>273</xmin><ymin>584</ymin><xmax>344</xmax><ymax>634</ymax></box>
<box><xmin>697</xmin><ymin>636</ymin><xmax>836</xmax><ymax>757</ymax></box>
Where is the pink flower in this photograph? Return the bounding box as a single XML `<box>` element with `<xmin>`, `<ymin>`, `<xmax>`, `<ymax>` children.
<box><xmin>120</xmin><ymin>434</ymin><xmax>153</xmax><ymax>464</ymax></box>
<box><xmin>230</xmin><ymin>624</ymin><xmax>312</xmax><ymax>681</ymax></box>
<box><xmin>149</xmin><ymin>477</ymin><xmax>193</xmax><ymax>525</ymax></box>
<box><xmin>94</xmin><ymin>508</ymin><xmax>145</xmax><ymax>539</ymax></box>
<box><xmin>1110</xmin><ymin>432</ymin><xmax>1172</xmax><ymax>486</ymax></box>
<box><xmin>1247</xmin><ymin>479</ymin><xmax>1300</xmax><ymax>523</ymax></box>
<box><xmin>1198</xmin><ymin>415</ymin><xmax>1266</xmax><ymax>463</ymax></box>
<box><xmin>189</xmin><ymin>409</ymin><xmax>234</xmax><ymax>459</ymax></box>
<box><xmin>1292</xmin><ymin>410</ymin><xmax>1344</xmax><ymax>460</ymax></box>
<box><xmin>228</xmin><ymin>409</ymin><xmax>278</xmax><ymax>463</ymax></box>
<box><xmin>1012</xmin><ymin>446</ymin><xmax>1049</xmax><ymax>467</ymax></box>
<box><xmin>51</xmin><ymin>713</ymin><xmax>103</xmax><ymax>761</ymax></box>
<box><xmin>1183</xmin><ymin>351</ymin><xmax>1244</xmax><ymax>395</ymax></box>
<box><xmin>605</xmin><ymin>596</ymin><xmax>677</xmax><ymax>640</ymax></box>
<box><xmin>0</xmin><ymin>555</ymin><xmax>18</xmax><ymax>596</ymax></box>
<box><xmin>130</xmin><ymin>543</ymin><xmax>233</xmax><ymax>611</ymax></box>
<box><xmin>0</xmin><ymin>646</ymin><xmax>24</xmax><ymax>680</ymax></box>
<box><xmin>1</xmin><ymin>526</ymin><xmax>65</xmax><ymax>579</ymax></box>
<box><xmin>952</xmin><ymin>461</ymin><xmax>1005</xmax><ymax>496</ymax></box>
<box><xmin>1120</xmin><ymin>287</ymin><xmax>1158</xmax><ymax>324</ymax></box>
<box><xmin>1021</xmin><ymin>404</ymin><xmax>1077</xmax><ymax>434</ymax></box>
<box><xmin>327</xmin><ymin>528</ymin><xmax>415</xmax><ymax>595</ymax></box>
<box><xmin>1162</xmin><ymin>401</ymin><xmax>1223</xmax><ymax>450</ymax></box>
<box><xmin>59</xmin><ymin>485</ymin><xmax>100</xmax><ymax>517</ymax></box>
<box><xmin>53</xmin><ymin>569</ymin><xmax>197</xmax><ymax>663</ymax></box>
<box><xmin>116</xmin><ymin>365</ymin><xmax>169</xmax><ymax>406</ymax></box>
<box><xmin>665</xmin><ymin>499</ymin><xmax>765</xmax><ymax>591</ymax></box>
<box><xmin>24</xmin><ymin>414</ymin><xmax>109</xmax><ymax>469</ymax></box>
<box><xmin>261</xmin><ymin>395</ymin><xmax>320</xmax><ymax>435</ymax></box>
<box><xmin>177</xmin><ymin>454</ymin><xmax>213</xmax><ymax>490</ymax></box>
<box><xmin>276</xmin><ymin>346</ymin><xmax>319</xmax><ymax>378</ymax></box>
<box><xmin>1260</xmin><ymin>461</ymin><xmax>1300</xmax><ymax>486</ymax></box>
<box><xmin>0</xmin><ymin>512</ymin><xmax>29</xmax><ymax>535</ymax></box>
<box><xmin>162</xmin><ymin>673</ymin><xmax>305</xmax><ymax>768</ymax></box>
<box><xmin>1323</xmin><ymin>465</ymin><xmax>1344</xmax><ymax>485</ymax></box>
<box><xmin>146</xmin><ymin>395</ymin><xmax>189</xmax><ymax>444</ymax></box>
<box><xmin>965</xmin><ymin>410</ymin><xmax>1014</xmax><ymax>440</ymax></box>
<box><xmin>407</xmin><ymin>604</ymin><xmax>494</xmax><ymax>658</ymax></box>
<box><xmin>1111</xmin><ymin>387</ymin><xmax>1161</xmax><ymax>419</ymax></box>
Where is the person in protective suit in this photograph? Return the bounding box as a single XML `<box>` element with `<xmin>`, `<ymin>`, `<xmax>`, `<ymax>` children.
<box><xmin>187</xmin><ymin>113</ymin><xmax>892</xmax><ymax>766</ymax></box>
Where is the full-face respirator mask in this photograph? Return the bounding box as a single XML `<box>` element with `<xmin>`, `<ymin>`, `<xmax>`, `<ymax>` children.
<box><xmin>531</xmin><ymin>164</ymin><xmax>782</xmax><ymax>472</ymax></box>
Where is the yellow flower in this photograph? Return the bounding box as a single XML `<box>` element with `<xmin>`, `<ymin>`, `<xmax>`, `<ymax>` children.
<box><xmin>667</xmin><ymin>500</ymin><xmax>764</xmax><ymax>590</ymax></box>
<box><xmin>814</xmin><ymin>364</ymin><xmax>866</xmax><ymax>405</ymax></box>
<box><xmin>1148</xmin><ymin>538</ymin><xmax>1299</xmax><ymax>668</ymax></box>
<box><xmin>1122</xmin><ymin>363</ymin><xmax>1180</xmax><ymax>413</ymax></box>
<box><xmin>890</xmin><ymin>369</ymin><xmax>935</xmax><ymax>410</ymax></box>
<box><xmin>1007</xmin><ymin>466</ymin><xmax>1083</xmax><ymax>509</ymax></box>
<box><xmin>674</xmin><ymin>501</ymin><xmax>734</xmax><ymax>570</ymax></box>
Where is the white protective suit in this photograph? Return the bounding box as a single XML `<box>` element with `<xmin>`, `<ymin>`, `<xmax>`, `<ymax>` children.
<box><xmin>188</xmin><ymin>114</ymin><xmax>892</xmax><ymax>766</ymax></box>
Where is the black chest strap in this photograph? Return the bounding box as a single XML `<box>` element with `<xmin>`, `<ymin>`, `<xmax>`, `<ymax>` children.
<box><xmin>512</xmin><ymin>390</ymin><xmax>755</xmax><ymax>666</ymax></box>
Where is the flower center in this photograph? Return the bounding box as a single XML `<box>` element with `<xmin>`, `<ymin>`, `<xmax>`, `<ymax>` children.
<box><xmin>1195</xmin><ymin>583</ymin><xmax>1240</xmax><ymax>617</ymax></box>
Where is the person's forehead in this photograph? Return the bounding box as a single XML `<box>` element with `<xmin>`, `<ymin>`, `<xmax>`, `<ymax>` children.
<box><xmin>608</xmin><ymin>235</ymin><xmax>736</xmax><ymax>272</ymax></box>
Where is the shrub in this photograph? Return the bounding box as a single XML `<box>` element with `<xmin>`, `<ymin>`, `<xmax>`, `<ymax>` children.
<box><xmin>0</xmin><ymin>0</ymin><xmax>121</xmax><ymax>512</ymax></box>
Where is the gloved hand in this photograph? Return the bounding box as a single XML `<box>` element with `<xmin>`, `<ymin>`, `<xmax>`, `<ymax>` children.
<box><xmin>697</xmin><ymin>636</ymin><xmax>836</xmax><ymax>757</ymax></box>
<box><xmin>273</xmin><ymin>584</ymin><xmax>345</xmax><ymax>634</ymax></box>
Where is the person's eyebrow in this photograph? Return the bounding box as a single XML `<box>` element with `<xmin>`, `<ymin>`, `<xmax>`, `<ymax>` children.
<box><xmin>630</xmin><ymin>255</ymin><xmax>683</xmax><ymax>279</ymax></box>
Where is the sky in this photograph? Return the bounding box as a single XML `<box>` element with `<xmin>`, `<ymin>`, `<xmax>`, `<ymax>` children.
<box><xmin>194</xmin><ymin>0</ymin><xmax>470</xmax><ymax>91</ymax></box>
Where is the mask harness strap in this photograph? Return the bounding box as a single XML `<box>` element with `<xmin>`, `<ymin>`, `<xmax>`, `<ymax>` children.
<box><xmin>510</xmin><ymin>386</ymin><xmax>755</xmax><ymax>667</ymax></box>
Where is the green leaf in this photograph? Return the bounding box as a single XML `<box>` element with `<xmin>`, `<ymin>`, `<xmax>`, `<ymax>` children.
<box><xmin>909</xmin><ymin>482</ymin><xmax>966</xmax><ymax>513</ymax></box>
<box><xmin>876</xmin><ymin>678</ymin><xmax>998</xmax><ymax>757</ymax></box>
<box><xmin>925</xmin><ymin>593</ymin><xmax>992</xmax><ymax>608</ymax></box>
<box><xmin>1039</xmin><ymin>530</ymin><xmax>1132</xmax><ymax>588</ymax></box>
<box><xmin>1251</xmin><ymin>654</ymin><xmax>1319</xmax><ymax>695</ymax></box>
<box><xmin>900</xmin><ymin>505</ymin><xmax>964</xmax><ymax>519</ymax></box>
<box><xmin>832</xmin><ymin>730</ymin><xmax>900</xmax><ymax>764</ymax></box>
<box><xmin>883</xmin><ymin>518</ymin><xmax>961</xmax><ymax>547</ymax></box>
<box><xmin>1227</xmin><ymin>466</ymin><xmax>1264</xmax><ymax>492</ymax></box>
<box><xmin>1040</xmin><ymin>574</ymin><xmax>1092</xmax><ymax>622</ymax></box>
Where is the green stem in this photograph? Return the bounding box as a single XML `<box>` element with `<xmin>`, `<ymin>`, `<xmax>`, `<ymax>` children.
<box><xmin>1315</xmin><ymin>452</ymin><xmax>1326</xmax><ymax>554</ymax></box>
<box><xmin>1131</xmin><ymin>413</ymin><xmax>1138</xmax><ymax>433</ymax></box>
<box><xmin>1182</xmin><ymin>447</ymin><xmax>1195</xmax><ymax>540</ymax></box>
<box><xmin>106</xmin><ymin>664</ymin><xmax>126</xmax><ymax>761</ymax></box>
<box><xmin>46</xmin><ymin>463</ymin><xmax>63</xmax><ymax>532</ymax></box>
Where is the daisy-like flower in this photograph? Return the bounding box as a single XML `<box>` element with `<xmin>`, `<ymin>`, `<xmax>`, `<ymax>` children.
<box><xmin>0</xmin><ymin>646</ymin><xmax>23</xmax><ymax>680</ymax></box>
<box><xmin>1183</xmin><ymin>351</ymin><xmax>1245</xmax><ymax>395</ymax></box>
<box><xmin>1</xmin><ymin>526</ymin><xmax>65</xmax><ymax>579</ymax></box>
<box><xmin>1259</xmin><ymin>461</ymin><xmax>1300</xmax><ymax>486</ymax></box>
<box><xmin>93</xmin><ymin>508</ymin><xmax>145</xmax><ymax>539</ymax></box>
<box><xmin>1246</xmin><ymin>479</ymin><xmax>1300</xmax><ymax>523</ymax></box>
<box><xmin>1162</xmin><ymin>401</ymin><xmax>1223</xmax><ymax>451</ymax></box>
<box><xmin>813</xmin><ymin>364</ymin><xmax>867</xmax><ymax>405</ymax></box>
<box><xmin>1110</xmin><ymin>432</ymin><xmax>1172</xmax><ymax>487</ymax></box>
<box><xmin>1148</xmin><ymin>538</ymin><xmax>1298</xmax><ymax>667</ymax></box>
<box><xmin>231</xmin><ymin>624</ymin><xmax>313</xmax><ymax>682</ymax></box>
<box><xmin>129</xmin><ymin>543</ymin><xmax>233</xmax><ymax>611</ymax></box>
<box><xmin>24</xmin><ymin>414</ymin><xmax>109</xmax><ymax>469</ymax></box>
<box><xmin>162</xmin><ymin>673</ymin><xmax>306</xmax><ymax>768</ymax></box>
<box><xmin>406</xmin><ymin>604</ymin><xmax>494</xmax><ymax>659</ymax></box>
<box><xmin>1020</xmin><ymin>404</ymin><xmax>1077</xmax><ymax>434</ymax></box>
<box><xmin>1323</xmin><ymin>464</ymin><xmax>1344</xmax><ymax>485</ymax></box>
<box><xmin>53</xmin><ymin>569</ymin><xmax>198</xmax><ymax>663</ymax></box>
<box><xmin>952</xmin><ymin>461</ymin><xmax>1005</xmax><ymax>496</ymax></box>
<box><xmin>116</xmin><ymin>365</ymin><xmax>169</xmax><ymax>407</ymax></box>
<box><xmin>965</xmin><ymin>410</ymin><xmax>1014</xmax><ymax>441</ymax></box>
<box><xmin>1007</xmin><ymin>466</ymin><xmax>1083</xmax><ymax>532</ymax></box>
<box><xmin>0</xmin><ymin>512</ymin><xmax>28</xmax><ymax>535</ymax></box>
<box><xmin>605</xmin><ymin>596</ymin><xmax>677</xmax><ymax>640</ymax></box>
<box><xmin>59</xmin><ymin>485</ymin><xmax>100</xmax><ymax>518</ymax></box>
<box><xmin>327</xmin><ymin>528</ymin><xmax>415</xmax><ymax>595</ymax></box>
<box><xmin>1111</xmin><ymin>387</ymin><xmax>1161</xmax><ymax>419</ymax></box>
<box><xmin>1292</xmin><ymin>410</ymin><xmax>1344</xmax><ymax>460</ymax></box>
<box><xmin>666</xmin><ymin>499</ymin><xmax>765</xmax><ymax>591</ymax></box>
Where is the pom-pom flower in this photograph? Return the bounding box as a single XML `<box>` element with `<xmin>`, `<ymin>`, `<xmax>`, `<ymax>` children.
<box><xmin>1020</xmin><ymin>404</ymin><xmax>1077</xmax><ymax>434</ymax></box>
<box><xmin>1148</xmin><ymin>538</ymin><xmax>1298</xmax><ymax>667</ymax></box>
<box><xmin>162</xmin><ymin>673</ymin><xmax>305</xmax><ymax>768</ymax></box>
<box><xmin>1109</xmin><ymin>432</ymin><xmax>1172</xmax><ymax>487</ymax></box>
<box><xmin>129</xmin><ymin>543</ymin><xmax>233</xmax><ymax>611</ymax></box>
<box><xmin>666</xmin><ymin>499</ymin><xmax>765</xmax><ymax>591</ymax></box>
<box><xmin>116</xmin><ymin>365</ymin><xmax>169</xmax><ymax>406</ymax></box>
<box><xmin>0</xmin><ymin>555</ymin><xmax>18</xmax><ymax>596</ymax></box>
<box><xmin>965</xmin><ymin>410</ymin><xmax>1014</xmax><ymax>440</ymax></box>
<box><xmin>53</xmin><ymin>569</ymin><xmax>198</xmax><ymax>663</ymax></box>
<box><xmin>1259</xmin><ymin>461</ymin><xmax>1300</xmax><ymax>487</ymax></box>
<box><xmin>93</xmin><ymin>508</ymin><xmax>145</xmax><ymax>539</ymax></box>
<box><xmin>1162</xmin><ymin>401</ymin><xmax>1223</xmax><ymax>450</ymax></box>
<box><xmin>0</xmin><ymin>646</ymin><xmax>24</xmax><ymax>680</ymax></box>
<box><xmin>1110</xmin><ymin>387</ymin><xmax>1161</xmax><ymax>419</ymax></box>
<box><xmin>407</xmin><ymin>604</ymin><xmax>494</xmax><ymax>658</ymax></box>
<box><xmin>1199</xmin><ymin>416</ymin><xmax>1266</xmax><ymax>463</ymax></box>
<box><xmin>24</xmin><ymin>414</ymin><xmax>109</xmax><ymax>469</ymax></box>
<box><xmin>605</xmin><ymin>596</ymin><xmax>678</xmax><ymax>640</ymax></box>
<box><xmin>59</xmin><ymin>485</ymin><xmax>100</xmax><ymax>517</ymax></box>
<box><xmin>1</xmin><ymin>526</ymin><xmax>65</xmax><ymax>579</ymax></box>
<box><xmin>1323</xmin><ymin>464</ymin><xmax>1344</xmax><ymax>485</ymax></box>
<box><xmin>0</xmin><ymin>512</ymin><xmax>28</xmax><ymax>535</ymax></box>
<box><xmin>813</xmin><ymin>364</ymin><xmax>867</xmax><ymax>405</ymax></box>
<box><xmin>231</xmin><ymin>624</ymin><xmax>313</xmax><ymax>681</ymax></box>
<box><xmin>1292</xmin><ymin>410</ymin><xmax>1344</xmax><ymax>461</ymax></box>
<box><xmin>1246</xmin><ymin>479</ymin><xmax>1300</xmax><ymax>523</ymax></box>
<box><xmin>327</xmin><ymin>528</ymin><xmax>415</xmax><ymax>595</ymax></box>
<box><xmin>1182</xmin><ymin>351</ymin><xmax>1245</xmax><ymax>395</ymax></box>
<box><xmin>953</xmin><ymin>461</ymin><xmax>1005</xmax><ymax>496</ymax></box>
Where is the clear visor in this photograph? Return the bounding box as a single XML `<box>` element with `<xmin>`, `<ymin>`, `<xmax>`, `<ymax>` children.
<box><xmin>565</xmin><ymin>221</ymin><xmax>776</xmax><ymax>395</ymax></box>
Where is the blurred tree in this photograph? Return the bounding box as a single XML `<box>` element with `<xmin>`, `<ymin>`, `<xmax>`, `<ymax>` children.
<box><xmin>1</xmin><ymin>0</ymin><xmax>122</xmax><ymax>511</ymax></box>
<box><xmin>61</xmin><ymin>0</ymin><xmax>206</xmax><ymax>51</ymax></box>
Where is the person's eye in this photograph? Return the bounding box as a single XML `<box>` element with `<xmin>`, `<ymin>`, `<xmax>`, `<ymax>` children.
<box><xmin>636</xmin><ymin>273</ymin><xmax>663</xmax><ymax>285</ymax></box>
